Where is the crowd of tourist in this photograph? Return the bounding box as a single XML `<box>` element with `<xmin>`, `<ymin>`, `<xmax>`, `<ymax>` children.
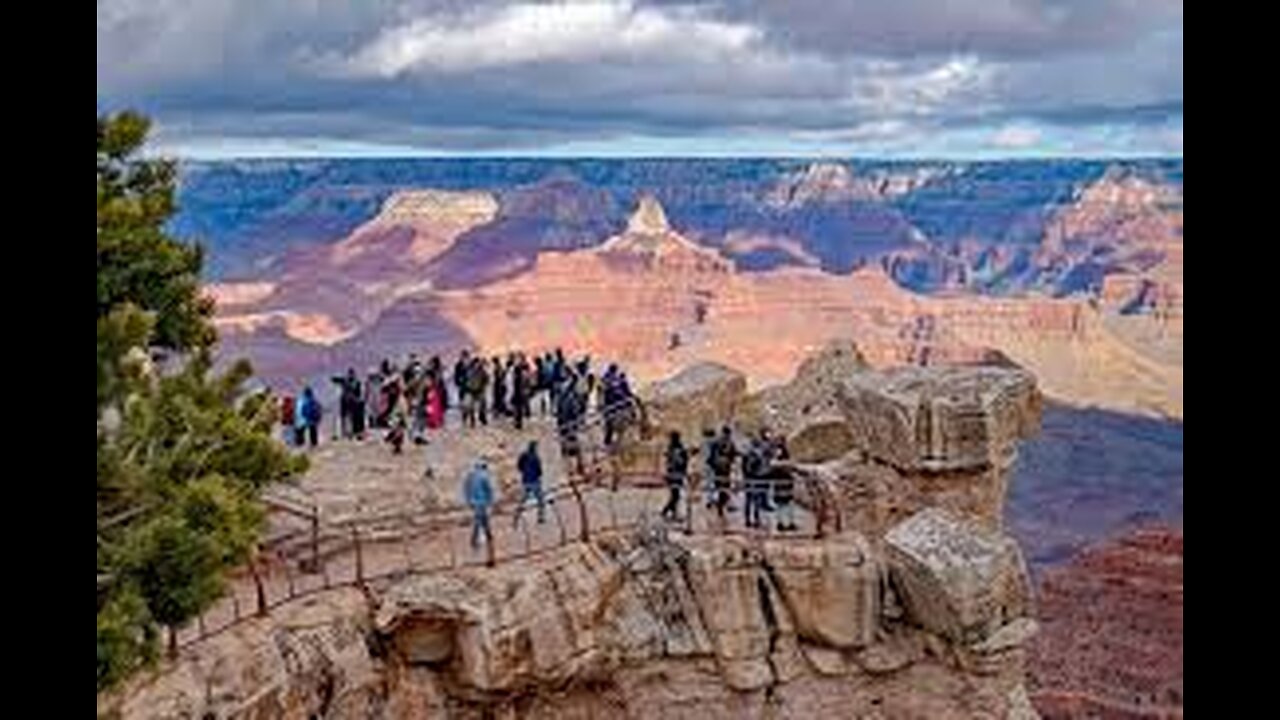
<box><xmin>278</xmin><ymin>347</ymin><xmax>800</xmax><ymax>552</ymax></box>
<box><xmin>277</xmin><ymin>347</ymin><xmax>638</xmax><ymax>456</ymax></box>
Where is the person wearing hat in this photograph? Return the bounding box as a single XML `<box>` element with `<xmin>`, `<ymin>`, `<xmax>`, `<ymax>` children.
<box><xmin>463</xmin><ymin>458</ymin><xmax>496</xmax><ymax>549</ymax></box>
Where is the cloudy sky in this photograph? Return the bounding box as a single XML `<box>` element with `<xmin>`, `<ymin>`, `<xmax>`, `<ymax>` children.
<box><xmin>97</xmin><ymin>0</ymin><xmax>1183</xmax><ymax>158</ymax></box>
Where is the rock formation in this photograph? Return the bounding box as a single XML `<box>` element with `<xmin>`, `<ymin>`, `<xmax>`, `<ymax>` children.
<box><xmin>100</xmin><ymin>357</ymin><xmax>1047</xmax><ymax>719</ymax></box>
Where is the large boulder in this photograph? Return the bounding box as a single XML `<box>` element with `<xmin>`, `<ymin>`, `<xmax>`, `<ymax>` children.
<box><xmin>741</xmin><ymin>339</ymin><xmax>867</xmax><ymax>436</ymax></box>
<box><xmin>786</xmin><ymin>415</ymin><xmax>858</xmax><ymax>464</ymax></box>
<box><xmin>884</xmin><ymin>509</ymin><xmax>1033</xmax><ymax>646</ymax></box>
<box><xmin>375</xmin><ymin>543</ymin><xmax>623</xmax><ymax>691</ymax></box>
<box><xmin>618</xmin><ymin>362</ymin><xmax>748</xmax><ymax>477</ymax></box>
<box><xmin>837</xmin><ymin>365</ymin><xmax>1040</xmax><ymax>473</ymax></box>
<box><xmin>683</xmin><ymin>538</ymin><xmax>804</xmax><ymax>691</ymax></box>
<box><xmin>763</xmin><ymin>535</ymin><xmax>878</xmax><ymax>649</ymax></box>
<box><xmin>643</xmin><ymin>361</ymin><xmax>749</xmax><ymax>437</ymax></box>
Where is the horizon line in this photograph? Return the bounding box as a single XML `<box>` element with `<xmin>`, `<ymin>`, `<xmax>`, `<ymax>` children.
<box><xmin>175</xmin><ymin>153</ymin><xmax>1185</xmax><ymax>163</ymax></box>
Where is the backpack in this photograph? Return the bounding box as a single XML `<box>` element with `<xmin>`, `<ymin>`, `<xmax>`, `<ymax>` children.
<box><xmin>709</xmin><ymin>438</ymin><xmax>734</xmax><ymax>475</ymax></box>
<box><xmin>666</xmin><ymin>446</ymin><xmax>689</xmax><ymax>477</ymax></box>
<box><xmin>280</xmin><ymin>395</ymin><xmax>295</xmax><ymax>425</ymax></box>
<box><xmin>302</xmin><ymin>395</ymin><xmax>322</xmax><ymax>424</ymax></box>
<box><xmin>743</xmin><ymin>446</ymin><xmax>765</xmax><ymax>479</ymax></box>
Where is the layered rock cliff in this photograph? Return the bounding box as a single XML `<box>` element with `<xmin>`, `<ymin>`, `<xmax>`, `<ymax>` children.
<box><xmin>210</xmin><ymin>188</ymin><xmax>1182</xmax><ymax>420</ymax></box>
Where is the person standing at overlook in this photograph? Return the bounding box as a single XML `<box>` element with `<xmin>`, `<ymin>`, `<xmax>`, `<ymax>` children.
<box><xmin>464</xmin><ymin>459</ymin><xmax>496</xmax><ymax>550</ymax></box>
<box><xmin>512</xmin><ymin>355</ymin><xmax>532</xmax><ymax>430</ymax></box>
<box><xmin>514</xmin><ymin>441</ymin><xmax>546</xmax><ymax>527</ymax></box>
<box><xmin>661</xmin><ymin>432</ymin><xmax>690</xmax><ymax>522</ymax></box>
<box><xmin>708</xmin><ymin>426</ymin><xmax>737</xmax><ymax>519</ymax></box>
<box><xmin>492</xmin><ymin>356</ymin><xmax>508</xmax><ymax>419</ymax></box>
<box><xmin>453</xmin><ymin>350</ymin><xmax>470</xmax><ymax>425</ymax></box>
<box><xmin>297</xmin><ymin>386</ymin><xmax>322</xmax><ymax>448</ymax></box>
<box><xmin>468</xmin><ymin>356</ymin><xmax>490</xmax><ymax>427</ymax></box>
<box><xmin>425</xmin><ymin>371</ymin><xmax>445</xmax><ymax>433</ymax></box>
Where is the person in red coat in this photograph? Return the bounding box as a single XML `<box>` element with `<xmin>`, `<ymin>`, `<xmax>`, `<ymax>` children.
<box><xmin>426</xmin><ymin>376</ymin><xmax>445</xmax><ymax>431</ymax></box>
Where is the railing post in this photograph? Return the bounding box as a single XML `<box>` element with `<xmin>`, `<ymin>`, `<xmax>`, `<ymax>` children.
<box><xmin>686</xmin><ymin>475</ymin><xmax>695</xmax><ymax>536</ymax></box>
<box><xmin>284</xmin><ymin>554</ymin><xmax>296</xmax><ymax>599</ymax></box>
<box><xmin>251</xmin><ymin>551</ymin><xmax>268</xmax><ymax>617</ymax></box>
<box><xmin>572</xmin><ymin>477</ymin><xmax>590</xmax><ymax>542</ymax></box>
<box><xmin>232</xmin><ymin>594</ymin><xmax>241</xmax><ymax>622</ymax></box>
<box><xmin>198</xmin><ymin>611</ymin><xmax>207</xmax><ymax>639</ymax></box>
<box><xmin>353</xmin><ymin>525</ymin><xmax>365</xmax><ymax>588</ymax></box>
<box><xmin>485</xmin><ymin>520</ymin><xmax>496</xmax><ymax>568</ymax></box>
<box><xmin>309</xmin><ymin>504</ymin><xmax>320</xmax><ymax>573</ymax></box>
<box><xmin>816</xmin><ymin>474</ymin><xmax>829</xmax><ymax>539</ymax></box>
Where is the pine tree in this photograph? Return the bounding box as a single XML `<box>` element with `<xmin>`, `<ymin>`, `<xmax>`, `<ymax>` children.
<box><xmin>96</xmin><ymin>111</ymin><xmax>306</xmax><ymax>691</ymax></box>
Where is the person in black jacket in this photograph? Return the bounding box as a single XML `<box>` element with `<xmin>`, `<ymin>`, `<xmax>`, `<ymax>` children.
<box><xmin>331</xmin><ymin>368</ymin><xmax>364</xmax><ymax>440</ymax></box>
<box><xmin>742</xmin><ymin>435</ymin><xmax>769</xmax><ymax>529</ymax></box>
<box><xmin>511</xmin><ymin>354</ymin><xmax>530</xmax><ymax>430</ymax></box>
<box><xmin>492</xmin><ymin>356</ymin><xmax>508</xmax><ymax>418</ymax></box>
<box><xmin>454</xmin><ymin>350</ymin><xmax>471</xmax><ymax>426</ymax></box>
<box><xmin>708</xmin><ymin>426</ymin><xmax>737</xmax><ymax>518</ymax></box>
<box><xmin>514</xmin><ymin>441</ymin><xmax>546</xmax><ymax>527</ymax></box>
<box><xmin>661</xmin><ymin>432</ymin><xmax>690</xmax><ymax>522</ymax></box>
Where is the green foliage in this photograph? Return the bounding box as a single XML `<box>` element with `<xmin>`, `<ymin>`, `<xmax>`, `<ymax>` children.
<box><xmin>96</xmin><ymin>111</ymin><xmax>306</xmax><ymax>693</ymax></box>
<box><xmin>97</xmin><ymin>110</ymin><xmax>214</xmax><ymax>366</ymax></box>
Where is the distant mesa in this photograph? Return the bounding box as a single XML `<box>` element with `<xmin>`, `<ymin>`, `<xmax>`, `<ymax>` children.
<box><xmin>596</xmin><ymin>194</ymin><xmax>734</xmax><ymax>274</ymax></box>
<box><xmin>766</xmin><ymin>162</ymin><xmax>946</xmax><ymax>209</ymax></box>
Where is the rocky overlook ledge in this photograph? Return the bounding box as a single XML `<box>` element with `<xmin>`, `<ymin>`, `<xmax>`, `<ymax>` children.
<box><xmin>101</xmin><ymin>346</ymin><xmax>1044</xmax><ymax>720</ymax></box>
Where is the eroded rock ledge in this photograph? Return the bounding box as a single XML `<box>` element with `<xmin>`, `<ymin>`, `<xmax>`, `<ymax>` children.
<box><xmin>101</xmin><ymin>347</ymin><xmax>1044</xmax><ymax>719</ymax></box>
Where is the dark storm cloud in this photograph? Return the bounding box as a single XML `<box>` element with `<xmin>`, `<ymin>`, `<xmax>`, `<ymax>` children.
<box><xmin>674</xmin><ymin>0</ymin><xmax>1181</xmax><ymax>59</ymax></box>
<box><xmin>96</xmin><ymin>0</ymin><xmax>1183</xmax><ymax>155</ymax></box>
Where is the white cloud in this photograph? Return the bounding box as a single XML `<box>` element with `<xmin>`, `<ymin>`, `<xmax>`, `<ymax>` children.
<box><xmin>326</xmin><ymin>1</ymin><xmax>760</xmax><ymax>78</ymax></box>
<box><xmin>990</xmin><ymin>124</ymin><xmax>1042</xmax><ymax>149</ymax></box>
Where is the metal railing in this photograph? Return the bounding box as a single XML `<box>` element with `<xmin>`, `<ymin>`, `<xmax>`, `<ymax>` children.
<box><xmin>176</xmin><ymin>457</ymin><xmax>844</xmax><ymax>653</ymax></box>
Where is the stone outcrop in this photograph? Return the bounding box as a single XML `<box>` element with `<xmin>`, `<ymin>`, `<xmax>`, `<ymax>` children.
<box><xmin>99</xmin><ymin>589</ymin><xmax>381</xmax><ymax>720</ymax></box>
<box><xmin>885</xmin><ymin>508</ymin><xmax>1032</xmax><ymax>645</ymax></box>
<box><xmin>615</xmin><ymin>362</ymin><xmax>749</xmax><ymax>477</ymax></box>
<box><xmin>762</xmin><ymin>536</ymin><xmax>878</xmax><ymax>650</ymax></box>
<box><xmin>374</xmin><ymin>543</ymin><xmax>622</xmax><ymax>693</ymax></box>
<box><xmin>103</xmin><ymin>354</ymin><xmax>1047</xmax><ymax>720</ymax></box>
<box><xmin>644</xmin><ymin>361</ymin><xmax>749</xmax><ymax>438</ymax></box>
<box><xmin>838</xmin><ymin>365</ymin><xmax>1040</xmax><ymax>474</ymax></box>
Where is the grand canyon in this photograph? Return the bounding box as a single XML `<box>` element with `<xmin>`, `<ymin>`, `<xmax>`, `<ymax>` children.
<box><xmin>165</xmin><ymin>158</ymin><xmax>1184</xmax><ymax>717</ymax></box>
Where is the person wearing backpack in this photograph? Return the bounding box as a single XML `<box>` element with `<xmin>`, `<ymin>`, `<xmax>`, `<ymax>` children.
<box><xmin>661</xmin><ymin>432</ymin><xmax>690</xmax><ymax>522</ymax></box>
<box><xmin>709</xmin><ymin>426</ymin><xmax>737</xmax><ymax>518</ymax></box>
<box><xmin>742</xmin><ymin>434</ymin><xmax>769</xmax><ymax>528</ymax></box>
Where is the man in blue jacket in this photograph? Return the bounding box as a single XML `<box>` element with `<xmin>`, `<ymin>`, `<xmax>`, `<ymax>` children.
<box><xmin>463</xmin><ymin>459</ymin><xmax>495</xmax><ymax>550</ymax></box>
